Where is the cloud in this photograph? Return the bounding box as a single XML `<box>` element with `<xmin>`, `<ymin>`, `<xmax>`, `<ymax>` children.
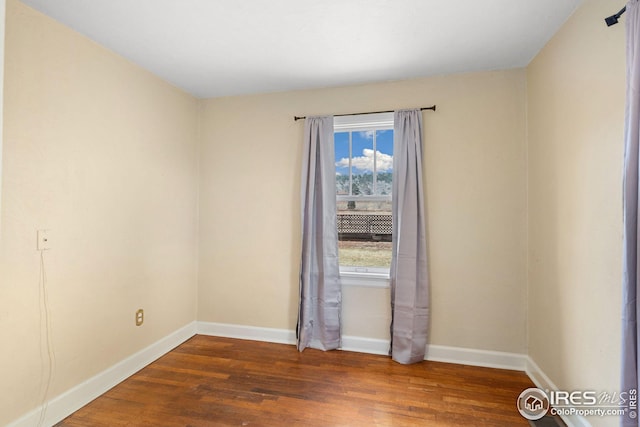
<box><xmin>358</xmin><ymin>130</ymin><xmax>374</xmax><ymax>139</ymax></box>
<box><xmin>336</xmin><ymin>149</ymin><xmax>393</xmax><ymax>172</ymax></box>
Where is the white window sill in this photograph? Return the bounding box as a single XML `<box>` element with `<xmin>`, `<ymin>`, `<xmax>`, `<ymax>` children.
<box><xmin>339</xmin><ymin>268</ymin><xmax>390</xmax><ymax>288</ymax></box>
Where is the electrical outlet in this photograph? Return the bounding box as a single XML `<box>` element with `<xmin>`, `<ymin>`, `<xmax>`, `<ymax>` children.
<box><xmin>135</xmin><ymin>309</ymin><xmax>144</xmax><ymax>326</ymax></box>
<box><xmin>37</xmin><ymin>229</ymin><xmax>51</xmax><ymax>251</ymax></box>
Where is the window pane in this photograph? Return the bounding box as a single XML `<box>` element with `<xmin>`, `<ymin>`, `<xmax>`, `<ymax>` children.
<box><xmin>337</xmin><ymin>199</ymin><xmax>392</xmax><ymax>268</ymax></box>
<box><xmin>338</xmin><ymin>241</ymin><xmax>392</xmax><ymax>269</ymax></box>
<box><xmin>335</xmin><ymin>132</ymin><xmax>350</xmax><ymax>196</ymax></box>
<box><xmin>375</xmin><ymin>130</ymin><xmax>393</xmax><ymax>196</ymax></box>
<box><xmin>352</xmin><ymin>131</ymin><xmax>374</xmax><ymax>195</ymax></box>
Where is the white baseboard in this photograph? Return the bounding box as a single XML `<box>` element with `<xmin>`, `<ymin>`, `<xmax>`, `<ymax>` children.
<box><xmin>525</xmin><ymin>357</ymin><xmax>591</xmax><ymax>427</ymax></box>
<box><xmin>195</xmin><ymin>322</ymin><xmax>390</xmax><ymax>355</ymax></box>
<box><xmin>197</xmin><ymin>321</ymin><xmax>526</xmax><ymax>370</ymax></box>
<box><xmin>341</xmin><ymin>335</ymin><xmax>389</xmax><ymax>355</ymax></box>
<box><xmin>8</xmin><ymin>321</ymin><xmax>197</xmax><ymax>427</ymax></box>
<box><xmin>426</xmin><ymin>344</ymin><xmax>527</xmax><ymax>371</ymax></box>
<box><xmin>197</xmin><ymin>321</ymin><xmax>296</xmax><ymax>344</ymax></box>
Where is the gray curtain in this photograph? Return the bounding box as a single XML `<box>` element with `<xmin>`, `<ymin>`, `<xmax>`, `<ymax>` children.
<box><xmin>297</xmin><ymin>115</ymin><xmax>342</xmax><ymax>352</ymax></box>
<box><xmin>623</xmin><ymin>2</ymin><xmax>640</xmax><ymax>426</ymax></box>
<box><xmin>390</xmin><ymin>109</ymin><xmax>430</xmax><ymax>364</ymax></box>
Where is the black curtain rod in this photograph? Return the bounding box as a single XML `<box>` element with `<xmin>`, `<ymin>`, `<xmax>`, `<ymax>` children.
<box><xmin>293</xmin><ymin>105</ymin><xmax>436</xmax><ymax>122</ymax></box>
<box><xmin>605</xmin><ymin>5</ymin><xmax>626</xmax><ymax>26</ymax></box>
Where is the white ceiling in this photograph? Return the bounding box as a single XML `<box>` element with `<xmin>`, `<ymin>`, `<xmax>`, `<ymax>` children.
<box><xmin>19</xmin><ymin>0</ymin><xmax>584</xmax><ymax>99</ymax></box>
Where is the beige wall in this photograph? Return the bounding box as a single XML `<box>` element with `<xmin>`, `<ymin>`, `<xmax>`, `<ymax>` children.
<box><xmin>198</xmin><ymin>69</ymin><xmax>528</xmax><ymax>353</ymax></box>
<box><xmin>527</xmin><ymin>1</ymin><xmax>624</xmax><ymax>426</ymax></box>
<box><xmin>0</xmin><ymin>0</ymin><xmax>199</xmax><ymax>424</ymax></box>
<box><xmin>2</xmin><ymin>0</ymin><xmax>627</xmax><ymax>425</ymax></box>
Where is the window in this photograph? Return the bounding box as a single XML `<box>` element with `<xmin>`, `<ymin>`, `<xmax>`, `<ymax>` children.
<box><xmin>334</xmin><ymin>113</ymin><xmax>393</xmax><ymax>285</ymax></box>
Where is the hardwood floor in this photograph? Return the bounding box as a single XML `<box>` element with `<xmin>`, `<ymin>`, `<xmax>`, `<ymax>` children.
<box><xmin>56</xmin><ymin>335</ymin><xmax>535</xmax><ymax>426</ymax></box>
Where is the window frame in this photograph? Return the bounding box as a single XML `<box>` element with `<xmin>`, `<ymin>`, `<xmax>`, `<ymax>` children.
<box><xmin>334</xmin><ymin>113</ymin><xmax>394</xmax><ymax>288</ymax></box>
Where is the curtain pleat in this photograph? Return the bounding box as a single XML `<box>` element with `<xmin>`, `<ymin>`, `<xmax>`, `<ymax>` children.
<box><xmin>297</xmin><ymin>116</ymin><xmax>342</xmax><ymax>352</ymax></box>
<box><xmin>389</xmin><ymin>109</ymin><xmax>430</xmax><ymax>364</ymax></box>
<box><xmin>622</xmin><ymin>2</ymin><xmax>640</xmax><ymax>426</ymax></box>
